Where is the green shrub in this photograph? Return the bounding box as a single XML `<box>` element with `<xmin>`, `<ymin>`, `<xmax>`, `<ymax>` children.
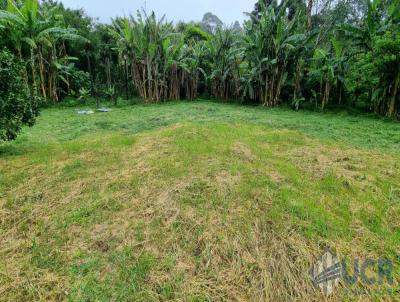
<box><xmin>70</xmin><ymin>69</ymin><xmax>91</xmax><ymax>96</ymax></box>
<box><xmin>78</xmin><ymin>87</ymin><xmax>91</xmax><ymax>102</ymax></box>
<box><xmin>0</xmin><ymin>49</ymin><xmax>39</xmax><ymax>141</ymax></box>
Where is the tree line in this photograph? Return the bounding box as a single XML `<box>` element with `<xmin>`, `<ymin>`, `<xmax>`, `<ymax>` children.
<box><xmin>0</xmin><ymin>0</ymin><xmax>399</xmax><ymax>140</ymax></box>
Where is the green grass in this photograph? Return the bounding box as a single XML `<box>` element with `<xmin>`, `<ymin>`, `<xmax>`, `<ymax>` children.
<box><xmin>0</xmin><ymin>100</ymin><xmax>399</xmax><ymax>301</ymax></box>
<box><xmin>2</xmin><ymin>100</ymin><xmax>399</xmax><ymax>155</ymax></box>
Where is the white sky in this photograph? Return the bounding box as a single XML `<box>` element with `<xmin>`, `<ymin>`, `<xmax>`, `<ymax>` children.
<box><xmin>59</xmin><ymin>0</ymin><xmax>256</xmax><ymax>24</ymax></box>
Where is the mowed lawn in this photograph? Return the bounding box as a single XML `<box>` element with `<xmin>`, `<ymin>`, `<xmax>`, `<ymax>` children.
<box><xmin>0</xmin><ymin>101</ymin><xmax>399</xmax><ymax>301</ymax></box>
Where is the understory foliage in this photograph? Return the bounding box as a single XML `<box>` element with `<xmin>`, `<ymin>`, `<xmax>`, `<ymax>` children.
<box><xmin>0</xmin><ymin>0</ymin><xmax>399</xmax><ymax>124</ymax></box>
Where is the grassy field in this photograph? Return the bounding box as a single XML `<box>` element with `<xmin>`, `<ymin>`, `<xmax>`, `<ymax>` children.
<box><xmin>0</xmin><ymin>100</ymin><xmax>399</xmax><ymax>301</ymax></box>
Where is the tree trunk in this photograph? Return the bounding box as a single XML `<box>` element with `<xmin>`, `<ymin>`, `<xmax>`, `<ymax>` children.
<box><xmin>38</xmin><ymin>48</ymin><xmax>47</xmax><ymax>101</ymax></box>
<box><xmin>51</xmin><ymin>46</ymin><xmax>59</xmax><ymax>102</ymax></box>
<box><xmin>307</xmin><ymin>0</ymin><xmax>313</xmax><ymax>30</ymax></box>
<box><xmin>124</xmin><ymin>56</ymin><xmax>129</xmax><ymax>100</ymax></box>
<box><xmin>387</xmin><ymin>72</ymin><xmax>399</xmax><ymax>118</ymax></box>
<box><xmin>86</xmin><ymin>52</ymin><xmax>98</xmax><ymax>107</ymax></box>
<box><xmin>106</xmin><ymin>57</ymin><xmax>111</xmax><ymax>88</ymax></box>
<box><xmin>339</xmin><ymin>89</ymin><xmax>342</xmax><ymax>105</ymax></box>
<box><xmin>30</xmin><ymin>48</ymin><xmax>38</xmax><ymax>97</ymax></box>
<box><xmin>322</xmin><ymin>81</ymin><xmax>330</xmax><ymax>110</ymax></box>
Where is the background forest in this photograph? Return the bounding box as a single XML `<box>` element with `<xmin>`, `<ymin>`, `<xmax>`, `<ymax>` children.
<box><xmin>0</xmin><ymin>0</ymin><xmax>399</xmax><ymax>140</ymax></box>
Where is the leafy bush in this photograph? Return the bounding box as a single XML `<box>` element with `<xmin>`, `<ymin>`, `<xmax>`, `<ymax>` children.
<box><xmin>70</xmin><ymin>69</ymin><xmax>91</xmax><ymax>96</ymax></box>
<box><xmin>78</xmin><ymin>87</ymin><xmax>91</xmax><ymax>102</ymax></box>
<box><xmin>0</xmin><ymin>49</ymin><xmax>39</xmax><ymax>141</ymax></box>
<box><xmin>104</xmin><ymin>85</ymin><xmax>117</xmax><ymax>104</ymax></box>
<box><xmin>183</xmin><ymin>24</ymin><xmax>211</xmax><ymax>43</ymax></box>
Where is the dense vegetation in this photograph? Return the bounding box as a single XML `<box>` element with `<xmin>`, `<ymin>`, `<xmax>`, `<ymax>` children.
<box><xmin>0</xmin><ymin>0</ymin><xmax>399</xmax><ymax>141</ymax></box>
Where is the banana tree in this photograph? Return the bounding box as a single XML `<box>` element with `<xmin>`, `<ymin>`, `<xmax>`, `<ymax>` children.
<box><xmin>0</xmin><ymin>0</ymin><xmax>84</xmax><ymax>101</ymax></box>
<box><xmin>243</xmin><ymin>1</ymin><xmax>306</xmax><ymax>106</ymax></box>
<box><xmin>338</xmin><ymin>0</ymin><xmax>399</xmax><ymax>117</ymax></box>
<box><xmin>310</xmin><ymin>48</ymin><xmax>334</xmax><ymax>110</ymax></box>
<box><xmin>337</xmin><ymin>0</ymin><xmax>382</xmax><ymax>51</ymax></box>
<box><xmin>179</xmin><ymin>41</ymin><xmax>208</xmax><ymax>100</ymax></box>
<box><xmin>309</xmin><ymin>37</ymin><xmax>347</xmax><ymax>111</ymax></box>
<box><xmin>0</xmin><ymin>0</ymin><xmax>53</xmax><ymax>97</ymax></box>
<box><xmin>330</xmin><ymin>36</ymin><xmax>347</xmax><ymax>105</ymax></box>
<box><xmin>110</xmin><ymin>17</ymin><xmax>136</xmax><ymax>99</ymax></box>
<box><xmin>111</xmin><ymin>11</ymin><xmax>175</xmax><ymax>103</ymax></box>
<box><xmin>160</xmin><ymin>33</ymin><xmax>184</xmax><ymax>99</ymax></box>
<box><xmin>206</xmin><ymin>27</ymin><xmax>243</xmax><ymax>100</ymax></box>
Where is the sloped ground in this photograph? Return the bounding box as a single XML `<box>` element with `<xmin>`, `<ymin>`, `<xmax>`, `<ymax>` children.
<box><xmin>0</xmin><ymin>101</ymin><xmax>399</xmax><ymax>301</ymax></box>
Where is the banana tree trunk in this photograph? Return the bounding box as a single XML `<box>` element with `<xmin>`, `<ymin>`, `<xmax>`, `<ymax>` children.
<box><xmin>307</xmin><ymin>0</ymin><xmax>313</xmax><ymax>30</ymax></box>
<box><xmin>387</xmin><ymin>72</ymin><xmax>399</xmax><ymax>118</ymax></box>
<box><xmin>124</xmin><ymin>56</ymin><xmax>129</xmax><ymax>100</ymax></box>
<box><xmin>263</xmin><ymin>74</ymin><xmax>269</xmax><ymax>106</ymax></box>
<box><xmin>322</xmin><ymin>81</ymin><xmax>330</xmax><ymax>110</ymax></box>
<box><xmin>30</xmin><ymin>48</ymin><xmax>38</xmax><ymax>97</ymax></box>
<box><xmin>51</xmin><ymin>45</ymin><xmax>59</xmax><ymax>102</ymax></box>
<box><xmin>106</xmin><ymin>57</ymin><xmax>111</xmax><ymax>88</ymax></box>
<box><xmin>38</xmin><ymin>47</ymin><xmax>47</xmax><ymax>101</ymax></box>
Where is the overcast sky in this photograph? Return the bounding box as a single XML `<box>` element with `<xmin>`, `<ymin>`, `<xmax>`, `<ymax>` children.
<box><xmin>59</xmin><ymin>0</ymin><xmax>255</xmax><ymax>25</ymax></box>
